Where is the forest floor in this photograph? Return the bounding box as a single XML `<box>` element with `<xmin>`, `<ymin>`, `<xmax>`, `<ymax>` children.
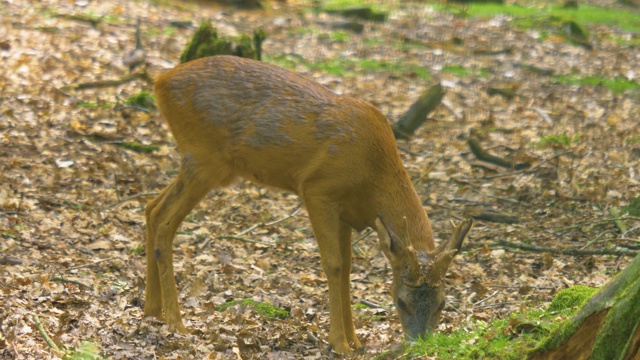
<box><xmin>1</xmin><ymin>0</ymin><xmax>639</xmax><ymax>358</ymax></box>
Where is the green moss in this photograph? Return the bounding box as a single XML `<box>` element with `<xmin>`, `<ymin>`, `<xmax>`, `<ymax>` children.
<box><xmin>405</xmin><ymin>309</ymin><xmax>555</xmax><ymax>359</ymax></box>
<box><xmin>437</xmin><ymin>3</ymin><xmax>640</xmax><ymax>32</ymax></box>
<box><xmin>180</xmin><ymin>21</ymin><xmax>266</xmax><ymax>64</ymax></box>
<box><xmin>537</xmin><ymin>133</ymin><xmax>579</xmax><ymax>148</ymax></box>
<box><xmin>554</xmin><ymin>74</ymin><xmax>640</xmax><ymax>94</ymax></box>
<box><xmin>216</xmin><ymin>298</ymin><xmax>289</xmax><ymax>319</ymax></box>
<box><xmin>76</xmin><ymin>101</ymin><xmax>112</xmax><ymax>109</ymax></box>
<box><xmin>547</xmin><ymin>285</ymin><xmax>598</xmax><ymax>312</ymax></box>
<box><xmin>125</xmin><ymin>91</ymin><xmax>155</xmax><ymax>108</ymax></box>
<box><xmin>64</xmin><ymin>340</ymin><xmax>103</xmax><ymax>360</ymax></box>
<box><xmin>591</xmin><ymin>263</ymin><xmax>640</xmax><ymax>359</ymax></box>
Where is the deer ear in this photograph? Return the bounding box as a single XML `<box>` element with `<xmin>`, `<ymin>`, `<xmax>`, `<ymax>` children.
<box><xmin>375</xmin><ymin>216</ymin><xmax>402</xmax><ymax>260</ymax></box>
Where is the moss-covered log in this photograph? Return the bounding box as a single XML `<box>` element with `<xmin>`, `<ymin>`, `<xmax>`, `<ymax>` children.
<box><xmin>179</xmin><ymin>21</ymin><xmax>266</xmax><ymax>64</ymax></box>
<box><xmin>528</xmin><ymin>254</ymin><xmax>640</xmax><ymax>360</ymax></box>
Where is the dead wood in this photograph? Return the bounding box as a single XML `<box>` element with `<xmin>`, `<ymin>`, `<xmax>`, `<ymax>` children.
<box><xmin>392</xmin><ymin>83</ymin><xmax>445</xmax><ymax>139</ymax></box>
<box><xmin>468</xmin><ymin>137</ymin><xmax>531</xmax><ymax>170</ymax></box>
<box><xmin>528</xmin><ymin>254</ymin><xmax>640</xmax><ymax>359</ymax></box>
<box><xmin>496</xmin><ymin>239</ymin><xmax>637</xmax><ymax>257</ymax></box>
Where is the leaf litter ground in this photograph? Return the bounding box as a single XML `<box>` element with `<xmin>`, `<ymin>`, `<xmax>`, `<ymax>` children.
<box><xmin>0</xmin><ymin>0</ymin><xmax>639</xmax><ymax>358</ymax></box>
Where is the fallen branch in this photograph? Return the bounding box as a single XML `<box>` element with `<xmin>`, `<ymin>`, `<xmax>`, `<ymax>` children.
<box><xmin>235</xmin><ymin>207</ymin><xmax>302</xmax><ymax>237</ymax></box>
<box><xmin>496</xmin><ymin>239</ymin><xmax>637</xmax><ymax>257</ymax></box>
<box><xmin>470</xmin><ymin>211</ymin><xmax>520</xmax><ymax>224</ymax></box>
<box><xmin>61</xmin><ymin>71</ymin><xmax>153</xmax><ymax>92</ymax></box>
<box><xmin>68</xmin><ymin>257</ymin><xmax>119</xmax><ymax>270</ymax></box>
<box><xmin>468</xmin><ymin>137</ymin><xmax>530</xmax><ymax>170</ymax></box>
<box><xmin>32</xmin><ymin>314</ymin><xmax>61</xmax><ymax>351</ymax></box>
<box><xmin>106</xmin><ymin>192</ymin><xmax>159</xmax><ymax>210</ymax></box>
<box><xmin>392</xmin><ymin>84</ymin><xmax>445</xmax><ymax>139</ymax></box>
<box><xmin>555</xmin><ymin>216</ymin><xmax>640</xmax><ymax>232</ymax></box>
<box><xmin>360</xmin><ymin>300</ymin><xmax>386</xmax><ymax>309</ymax></box>
<box><xmin>50</xmin><ymin>276</ymin><xmax>94</xmax><ymax>290</ymax></box>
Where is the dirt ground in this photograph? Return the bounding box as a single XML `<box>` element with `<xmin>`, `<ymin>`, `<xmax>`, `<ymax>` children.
<box><xmin>1</xmin><ymin>0</ymin><xmax>639</xmax><ymax>358</ymax></box>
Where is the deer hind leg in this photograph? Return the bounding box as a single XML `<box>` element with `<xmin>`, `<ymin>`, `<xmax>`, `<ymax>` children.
<box><xmin>306</xmin><ymin>199</ymin><xmax>352</xmax><ymax>354</ymax></box>
<box><xmin>338</xmin><ymin>221</ymin><xmax>362</xmax><ymax>348</ymax></box>
<box><xmin>144</xmin><ymin>154</ymin><xmax>232</xmax><ymax>332</ymax></box>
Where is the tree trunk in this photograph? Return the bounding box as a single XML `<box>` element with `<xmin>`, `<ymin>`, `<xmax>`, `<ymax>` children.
<box><xmin>528</xmin><ymin>254</ymin><xmax>640</xmax><ymax>360</ymax></box>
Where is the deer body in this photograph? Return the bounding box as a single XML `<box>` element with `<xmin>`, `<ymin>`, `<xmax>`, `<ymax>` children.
<box><xmin>145</xmin><ymin>55</ymin><xmax>471</xmax><ymax>353</ymax></box>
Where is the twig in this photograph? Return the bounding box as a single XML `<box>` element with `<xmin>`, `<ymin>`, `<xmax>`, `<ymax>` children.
<box><xmin>62</xmin><ymin>72</ymin><xmax>153</xmax><ymax>92</ymax></box>
<box><xmin>555</xmin><ymin>217</ymin><xmax>640</xmax><ymax>232</ymax></box>
<box><xmin>531</xmin><ymin>107</ymin><xmax>554</xmax><ymax>124</ymax></box>
<box><xmin>496</xmin><ymin>239</ymin><xmax>637</xmax><ymax>257</ymax></box>
<box><xmin>352</xmin><ymin>228</ymin><xmax>374</xmax><ymax>246</ymax></box>
<box><xmin>235</xmin><ymin>207</ymin><xmax>301</xmax><ymax>237</ymax></box>
<box><xmin>50</xmin><ymin>276</ymin><xmax>94</xmax><ymax>290</ymax></box>
<box><xmin>265</xmin><ymin>207</ymin><xmax>302</xmax><ymax>226</ymax></box>
<box><xmin>113</xmin><ymin>171</ymin><xmax>121</xmax><ymax>202</ymax></box>
<box><xmin>482</xmin><ymin>150</ymin><xmax>574</xmax><ymax>180</ymax></box>
<box><xmin>68</xmin><ymin>257</ymin><xmax>118</xmax><ymax>270</ymax></box>
<box><xmin>413</xmin><ymin>156</ymin><xmax>444</xmax><ymax>185</ymax></box>
<box><xmin>218</xmin><ymin>235</ymin><xmax>271</xmax><ymax>245</ymax></box>
<box><xmin>472</xmin><ymin>290</ymin><xmax>499</xmax><ymax>306</ymax></box>
<box><xmin>113</xmin><ymin>105</ymin><xmax>151</xmax><ymax>113</ymax></box>
<box><xmin>32</xmin><ymin>314</ymin><xmax>61</xmax><ymax>351</ymax></box>
<box><xmin>622</xmin><ymin>225</ymin><xmax>640</xmax><ymax>239</ymax></box>
<box><xmin>106</xmin><ymin>192</ymin><xmax>159</xmax><ymax>209</ymax></box>
<box><xmin>468</xmin><ymin>138</ymin><xmax>530</xmax><ymax>170</ymax></box>
<box><xmin>487</xmin><ymin>284</ymin><xmax>555</xmax><ymax>290</ymax></box>
<box><xmin>360</xmin><ymin>299</ymin><xmax>385</xmax><ymax>309</ymax></box>
<box><xmin>583</xmin><ymin>230</ymin><xmax>617</xmax><ymax>248</ymax></box>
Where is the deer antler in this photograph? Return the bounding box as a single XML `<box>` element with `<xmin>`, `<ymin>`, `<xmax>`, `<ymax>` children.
<box><xmin>424</xmin><ymin>218</ymin><xmax>473</xmax><ymax>286</ymax></box>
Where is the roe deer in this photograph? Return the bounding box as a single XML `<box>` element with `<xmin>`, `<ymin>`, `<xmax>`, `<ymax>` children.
<box><xmin>145</xmin><ymin>55</ymin><xmax>472</xmax><ymax>353</ymax></box>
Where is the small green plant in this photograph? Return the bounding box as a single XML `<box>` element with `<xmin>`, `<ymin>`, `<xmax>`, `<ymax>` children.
<box><xmin>130</xmin><ymin>246</ymin><xmax>144</xmax><ymax>255</ymax></box>
<box><xmin>163</xmin><ymin>26</ymin><xmax>177</xmax><ymax>36</ymax></box>
<box><xmin>442</xmin><ymin>64</ymin><xmax>470</xmax><ymax>77</ymax></box>
<box><xmin>77</xmin><ymin>101</ymin><xmax>112</xmax><ymax>109</ymax></box>
<box><xmin>537</xmin><ymin>133</ymin><xmax>579</xmax><ymax>148</ymax></box>
<box><xmin>331</xmin><ymin>31</ymin><xmax>350</xmax><ymax>42</ymax></box>
<box><xmin>65</xmin><ymin>340</ymin><xmax>103</xmax><ymax>360</ymax></box>
<box><xmin>217</xmin><ymin>298</ymin><xmax>289</xmax><ymax>319</ymax></box>
<box><xmin>125</xmin><ymin>91</ymin><xmax>155</xmax><ymax>108</ymax></box>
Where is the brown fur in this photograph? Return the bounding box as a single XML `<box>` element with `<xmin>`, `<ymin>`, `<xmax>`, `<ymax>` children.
<box><xmin>145</xmin><ymin>55</ymin><xmax>471</xmax><ymax>353</ymax></box>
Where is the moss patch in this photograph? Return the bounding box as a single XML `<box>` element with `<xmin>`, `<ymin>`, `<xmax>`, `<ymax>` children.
<box><xmin>216</xmin><ymin>298</ymin><xmax>289</xmax><ymax>319</ymax></box>
<box><xmin>547</xmin><ymin>285</ymin><xmax>598</xmax><ymax>313</ymax></box>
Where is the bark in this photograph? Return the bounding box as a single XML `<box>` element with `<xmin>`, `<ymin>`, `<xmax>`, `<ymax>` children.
<box><xmin>528</xmin><ymin>254</ymin><xmax>640</xmax><ymax>360</ymax></box>
<box><xmin>392</xmin><ymin>83</ymin><xmax>444</xmax><ymax>139</ymax></box>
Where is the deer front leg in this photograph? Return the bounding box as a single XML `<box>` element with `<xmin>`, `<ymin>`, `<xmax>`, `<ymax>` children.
<box><xmin>306</xmin><ymin>200</ymin><xmax>351</xmax><ymax>353</ymax></box>
<box><xmin>338</xmin><ymin>221</ymin><xmax>361</xmax><ymax>348</ymax></box>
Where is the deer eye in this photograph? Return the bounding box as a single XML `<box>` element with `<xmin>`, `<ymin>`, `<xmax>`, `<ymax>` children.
<box><xmin>397</xmin><ymin>298</ymin><xmax>410</xmax><ymax>313</ymax></box>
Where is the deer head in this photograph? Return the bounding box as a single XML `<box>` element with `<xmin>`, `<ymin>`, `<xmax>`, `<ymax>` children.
<box><xmin>375</xmin><ymin>217</ymin><xmax>473</xmax><ymax>340</ymax></box>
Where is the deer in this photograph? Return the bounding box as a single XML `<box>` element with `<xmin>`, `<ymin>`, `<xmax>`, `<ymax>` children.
<box><xmin>144</xmin><ymin>55</ymin><xmax>472</xmax><ymax>354</ymax></box>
